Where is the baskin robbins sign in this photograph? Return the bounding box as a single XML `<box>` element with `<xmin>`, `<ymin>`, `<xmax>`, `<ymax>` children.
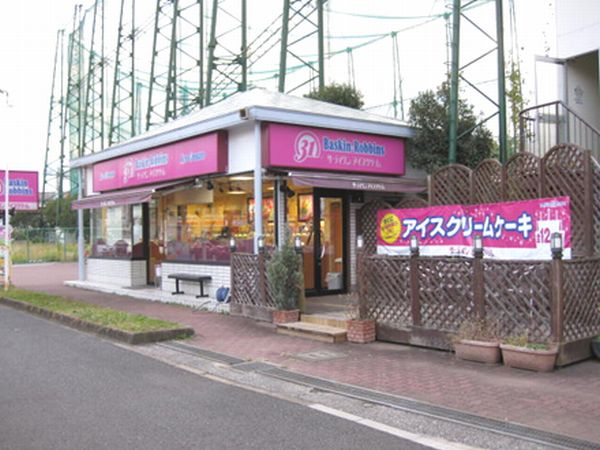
<box><xmin>377</xmin><ymin>197</ymin><xmax>571</xmax><ymax>260</ymax></box>
<box><xmin>263</xmin><ymin>123</ymin><xmax>405</xmax><ymax>175</ymax></box>
<box><xmin>0</xmin><ymin>171</ymin><xmax>39</xmax><ymax>211</ymax></box>
<box><xmin>93</xmin><ymin>131</ymin><xmax>227</xmax><ymax>191</ymax></box>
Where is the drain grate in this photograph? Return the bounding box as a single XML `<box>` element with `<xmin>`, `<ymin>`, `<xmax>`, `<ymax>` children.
<box><xmin>159</xmin><ymin>341</ymin><xmax>598</xmax><ymax>450</ymax></box>
<box><xmin>264</xmin><ymin>368</ymin><xmax>599</xmax><ymax>450</ymax></box>
<box><xmin>159</xmin><ymin>341</ymin><xmax>245</xmax><ymax>365</ymax></box>
<box><xmin>292</xmin><ymin>350</ymin><xmax>347</xmax><ymax>362</ymax></box>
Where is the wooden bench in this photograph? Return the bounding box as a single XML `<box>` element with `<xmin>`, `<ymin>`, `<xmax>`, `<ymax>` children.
<box><xmin>168</xmin><ymin>273</ymin><xmax>212</xmax><ymax>298</ymax></box>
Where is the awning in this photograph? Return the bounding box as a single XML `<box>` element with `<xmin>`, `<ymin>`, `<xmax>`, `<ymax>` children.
<box><xmin>71</xmin><ymin>180</ymin><xmax>190</xmax><ymax>210</ymax></box>
<box><xmin>287</xmin><ymin>171</ymin><xmax>427</xmax><ymax>193</ymax></box>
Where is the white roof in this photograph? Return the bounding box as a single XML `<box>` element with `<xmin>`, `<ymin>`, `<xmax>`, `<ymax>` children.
<box><xmin>71</xmin><ymin>88</ymin><xmax>414</xmax><ymax>168</ymax></box>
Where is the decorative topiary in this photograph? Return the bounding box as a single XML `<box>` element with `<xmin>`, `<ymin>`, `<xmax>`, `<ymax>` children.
<box><xmin>266</xmin><ymin>229</ymin><xmax>302</xmax><ymax>311</ymax></box>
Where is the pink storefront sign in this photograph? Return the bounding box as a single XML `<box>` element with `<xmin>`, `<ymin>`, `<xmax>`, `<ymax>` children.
<box><xmin>263</xmin><ymin>123</ymin><xmax>405</xmax><ymax>175</ymax></box>
<box><xmin>377</xmin><ymin>197</ymin><xmax>571</xmax><ymax>260</ymax></box>
<box><xmin>0</xmin><ymin>171</ymin><xmax>39</xmax><ymax>211</ymax></box>
<box><xmin>93</xmin><ymin>131</ymin><xmax>227</xmax><ymax>191</ymax></box>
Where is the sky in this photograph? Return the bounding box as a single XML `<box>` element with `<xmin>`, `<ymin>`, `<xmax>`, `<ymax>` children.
<box><xmin>0</xmin><ymin>0</ymin><xmax>557</xmax><ymax>190</ymax></box>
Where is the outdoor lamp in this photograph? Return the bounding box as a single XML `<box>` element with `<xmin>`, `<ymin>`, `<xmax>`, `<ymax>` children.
<box><xmin>473</xmin><ymin>234</ymin><xmax>483</xmax><ymax>259</ymax></box>
<box><xmin>229</xmin><ymin>236</ymin><xmax>236</xmax><ymax>253</ymax></box>
<box><xmin>257</xmin><ymin>235</ymin><xmax>265</xmax><ymax>253</ymax></box>
<box><xmin>356</xmin><ymin>234</ymin><xmax>364</xmax><ymax>250</ymax></box>
<box><xmin>294</xmin><ymin>235</ymin><xmax>303</xmax><ymax>254</ymax></box>
<box><xmin>551</xmin><ymin>232</ymin><xmax>563</xmax><ymax>260</ymax></box>
<box><xmin>206</xmin><ymin>180</ymin><xmax>214</xmax><ymax>190</ymax></box>
<box><xmin>409</xmin><ymin>235</ymin><xmax>419</xmax><ymax>257</ymax></box>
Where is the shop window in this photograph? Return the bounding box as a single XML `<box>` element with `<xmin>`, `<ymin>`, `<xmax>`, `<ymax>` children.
<box><xmin>91</xmin><ymin>206</ymin><xmax>135</xmax><ymax>259</ymax></box>
<box><xmin>162</xmin><ymin>177</ymin><xmax>274</xmax><ymax>263</ymax></box>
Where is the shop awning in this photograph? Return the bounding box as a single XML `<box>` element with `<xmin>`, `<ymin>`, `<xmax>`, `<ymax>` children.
<box><xmin>71</xmin><ymin>180</ymin><xmax>190</xmax><ymax>210</ymax></box>
<box><xmin>287</xmin><ymin>171</ymin><xmax>427</xmax><ymax>193</ymax></box>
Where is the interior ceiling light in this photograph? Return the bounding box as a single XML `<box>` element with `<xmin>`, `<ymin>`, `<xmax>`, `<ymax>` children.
<box><xmin>228</xmin><ymin>183</ymin><xmax>246</xmax><ymax>194</ymax></box>
<box><xmin>229</xmin><ymin>175</ymin><xmax>254</xmax><ymax>181</ymax></box>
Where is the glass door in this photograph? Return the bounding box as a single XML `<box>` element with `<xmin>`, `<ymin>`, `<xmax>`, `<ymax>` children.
<box><xmin>302</xmin><ymin>190</ymin><xmax>347</xmax><ymax>295</ymax></box>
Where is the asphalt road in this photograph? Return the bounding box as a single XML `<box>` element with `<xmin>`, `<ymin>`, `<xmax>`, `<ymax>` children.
<box><xmin>0</xmin><ymin>306</ymin><xmax>429</xmax><ymax>450</ymax></box>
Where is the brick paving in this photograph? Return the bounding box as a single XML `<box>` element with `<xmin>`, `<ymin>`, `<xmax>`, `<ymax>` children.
<box><xmin>10</xmin><ymin>263</ymin><xmax>600</xmax><ymax>444</ymax></box>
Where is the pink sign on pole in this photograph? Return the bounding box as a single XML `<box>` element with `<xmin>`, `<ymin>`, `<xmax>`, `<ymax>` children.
<box><xmin>93</xmin><ymin>131</ymin><xmax>228</xmax><ymax>192</ymax></box>
<box><xmin>263</xmin><ymin>123</ymin><xmax>405</xmax><ymax>175</ymax></box>
<box><xmin>377</xmin><ymin>197</ymin><xmax>571</xmax><ymax>260</ymax></box>
<box><xmin>0</xmin><ymin>171</ymin><xmax>39</xmax><ymax>211</ymax></box>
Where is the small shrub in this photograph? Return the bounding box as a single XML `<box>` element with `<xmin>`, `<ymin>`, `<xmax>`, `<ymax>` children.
<box><xmin>266</xmin><ymin>229</ymin><xmax>302</xmax><ymax>311</ymax></box>
<box><xmin>454</xmin><ymin>318</ymin><xmax>500</xmax><ymax>343</ymax></box>
<box><xmin>503</xmin><ymin>334</ymin><xmax>552</xmax><ymax>350</ymax></box>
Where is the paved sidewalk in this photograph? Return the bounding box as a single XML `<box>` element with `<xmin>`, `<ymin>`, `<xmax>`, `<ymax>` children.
<box><xmin>10</xmin><ymin>263</ymin><xmax>600</xmax><ymax>444</ymax></box>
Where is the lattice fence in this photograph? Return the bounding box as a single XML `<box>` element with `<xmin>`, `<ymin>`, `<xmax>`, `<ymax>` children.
<box><xmin>504</xmin><ymin>152</ymin><xmax>542</xmax><ymax>201</ymax></box>
<box><xmin>430</xmin><ymin>164</ymin><xmax>472</xmax><ymax>205</ymax></box>
<box><xmin>483</xmin><ymin>260</ymin><xmax>552</xmax><ymax>342</ymax></box>
<box><xmin>358</xmin><ymin>199</ymin><xmax>391</xmax><ymax>255</ymax></box>
<box><xmin>418</xmin><ymin>258</ymin><xmax>473</xmax><ymax>331</ymax></box>
<box><xmin>231</xmin><ymin>253</ymin><xmax>260</xmax><ymax>306</ymax></box>
<box><xmin>472</xmin><ymin>159</ymin><xmax>502</xmax><ymax>204</ymax></box>
<box><xmin>563</xmin><ymin>257</ymin><xmax>600</xmax><ymax>341</ymax></box>
<box><xmin>594</xmin><ymin>159</ymin><xmax>600</xmax><ymax>255</ymax></box>
<box><xmin>362</xmin><ymin>256</ymin><xmax>411</xmax><ymax>326</ymax></box>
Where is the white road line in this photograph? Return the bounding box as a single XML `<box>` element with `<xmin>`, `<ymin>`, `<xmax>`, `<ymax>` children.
<box><xmin>309</xmin><ymin>403</ymin><xmax>483</xmax><ymax>450</ymax></box>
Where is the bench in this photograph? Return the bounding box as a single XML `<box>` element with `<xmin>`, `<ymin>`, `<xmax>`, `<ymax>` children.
<box><xmin>167</xmin><ymin>273</ymin><xmax>212</xmax><ymax>298</ymax></box>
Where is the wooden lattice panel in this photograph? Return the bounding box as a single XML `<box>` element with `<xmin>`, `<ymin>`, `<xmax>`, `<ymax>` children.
<box><xmin>472</xmin><ymin>159</ymin><xmax>502</xmax><ymax>204</ymax></box>
<box><xmin>542</xmin><ymin>144</ymin><xmax>588</xmax><ymax>257</ymax></box>
<box><xmin>418</xmin><ymin>258</ymin><xmax>473</xmax><ymax>331</ymax></box>
<box><xmin>430</xmin><ymin>164</ymin><xmax>472</xmax><ymax>205</ymax></box>
<box><xmin>358</xmin><ymin>199</ymin><xmax>392</xmax><ymax>255</ymax></box>
<box><xmin>230</xmin><ymin>253</ymin><xmax>260</xmax><ymax>305</ymax></box>
<box><xmin>504</xmin><ymin>153</ymin><xmax>541</xmax><ymax>201</ymax></box>
<box><xmin>563</xmin><ymin>257</ymin><xmax>600</xmax><ymax>341</ymax></box>
<box><xmin>394</xmin><ymin>195</ymin><xmax>428</xmax><ymax>210</ymax></box>
<box><xmin>483</xmin><ymin>260</ymin><xmax>552</xmax><ymax>342</ymax></box>
<box><xmin>363</xmin><ymin>256</ymin><xmax>411</xmax><ymax>326</ymax></box>
<box><xmin>594</xmin><ymin>159</ymin><xmax>600</xmax><ymax>255</ymax></box>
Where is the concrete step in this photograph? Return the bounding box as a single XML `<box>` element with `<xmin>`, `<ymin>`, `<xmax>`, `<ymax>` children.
<box><xmin>301</xmin><ymin>313</ymin><xmax>349</xmax><ymax>330</ymax></box>
<box><xmin>277</xmin><ymin>321</ymin><xmax>347</xmax><ymax>343</ymax></box>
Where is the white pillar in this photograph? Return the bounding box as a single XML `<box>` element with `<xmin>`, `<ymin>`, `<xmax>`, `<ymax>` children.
<box><xmin>77</xmin><ymin>168</ymin><xmax>85</xmax><ymax>281</ymax></box>
<box><xmin>4</xmin><ymin>167</ymin><xmax>9</xmax><ymax>290</ymax></box>
<box><xmin>253</xmin><ymin>121</ymin><xmax>263</xmax><ymax>253</ymax></box>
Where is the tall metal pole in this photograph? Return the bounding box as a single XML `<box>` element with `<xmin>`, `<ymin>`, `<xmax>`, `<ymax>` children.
<box><xmin>448</xmin><ymin>0</ymin><xmax>461</xmax><ymax>164</ymax></box>
<box><xmin>205</xmin><ymin>0</ymin><xmax>218</xmax><ymax>105</ymax></box>
<box><xmin>77</xmin><ymin>168</ymin><xmax>85</xmax><ymax>281</ymax></box>
<box><xmin>278</xmin><ymin>0</ymin><xmax>290</xmax><ymax>92</ymax></box>
<box><xmin>496</xmin><ymin>0</ymin><xmax>508</xmax><ymax>163</ymax></box>
<box><xmin>317</xmin><ymin>0</ymin><xmax>325</xmax><ymax>90</ymax></box>
<box><xmin>4</xmin><ymin>167</ymin><xmax>9</xmax><ymax>290</ymax></box>
<box><xmin>240</xmin><ymin>0</ymin><xmax>247</xmax><ymax>91</ymax></box>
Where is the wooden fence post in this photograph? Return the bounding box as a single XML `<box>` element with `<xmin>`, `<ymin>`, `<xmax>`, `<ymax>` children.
<box><xmin>473</xmin><ymin>256</ymin><xmax>486</xmax><ymax>319</ymax></box>
<box><xmin>550</xmin><ymin>258</ymin><xmax>565</xmax><ymax>344</ymax></box>
<box><xmin>357</xmin><ymin>248</ymin><xmax>367</xmax><ymax>320</ymax></box>
<box><xmin>584</xmin><ymin>150</ymin><xmax>594</xmax><ymax>256</ymax></box>
<box><xmin>410</xmin><ymin>254</ymin><xmax>421</xmax><ymax>326</ymax></box>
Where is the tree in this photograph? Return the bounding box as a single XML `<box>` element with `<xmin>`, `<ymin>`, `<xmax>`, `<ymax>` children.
<box><xmin>408</xmin><ymin>82</ymin><xmax>496</xmax><ymax>173</ymax></box>
<box><xmin>304</xmin><ymin>82</ymin><xmax>364</xmax><ymax>109</ymax></box>
<box><xmin>10</xmin><ymin>195</ymin><xmax>80</xmax><ymax>229</ymax></box>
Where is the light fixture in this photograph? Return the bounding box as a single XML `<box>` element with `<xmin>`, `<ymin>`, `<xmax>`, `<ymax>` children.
<box><xmin>229</xmin><ymin>236</ymin><xmax>236</xmax><ymax>253</ymax></box>
<box><xmin>294</xmin><ymin>235</ymin><xmax>303</xmax><ymax>254</ymax></box>
<box><xmin>206</xmin><ymin>180</ymin><xmax>214</xmax><ymax>190</ymax></box>
<box><xmin>193</xmin><ymin>178</ymin><xmax>203</xmax><ymax>188</ymax></box>
<box><xmin>279</xmin><ymin>184</ymin><xmax>295</xmax><ymax>198</ymax></box>
<box><xmin>230</xmin><ymin>175</ymin><xmax>254</xmax><ymax>181</ymax></box>
<box><xmin>257</xmin><ymin>235</ymin><xmax>265</xmax><ymax>253</ymax></box>
<box><xmin>409</xmin><ymin>235</ymin><xmax>419</xmax><ymax>257</ymax></box>
<box><xmin>356</xmin><ymin>234</ymin><xmax>364</xmax><ymax>250</ymax></box>
<box><xmin>228</xmin><ymin>183</ymin><xmax>246</xmax><ymax>195</ymax></box>
<box><xmin>473</xmin><ymin>234</ymin><xmax>483</xmax><ymax>259</ymax></box>
<box><xmin>551</xmin><ymin>232</ymin><xmax>563</xmax><ymax>260</ymax></box>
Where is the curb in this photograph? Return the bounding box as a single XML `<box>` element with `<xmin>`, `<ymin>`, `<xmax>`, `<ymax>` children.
<box><xmin>0</xmin><ymin>297</ymin><xmax>195</xmax><ymax>345</ymax></box>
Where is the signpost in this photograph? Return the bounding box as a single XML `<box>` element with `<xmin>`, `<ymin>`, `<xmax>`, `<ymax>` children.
<box><xmin>3</xmin><ymin>167</ymin><xmax>9</xmax><ymax>290</ymax></box>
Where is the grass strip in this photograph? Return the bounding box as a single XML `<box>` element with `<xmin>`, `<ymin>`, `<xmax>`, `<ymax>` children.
<box><xmin>5</xmin><ymin>288</ymin><xmax>186</xmax><ymax>333</ymax></box>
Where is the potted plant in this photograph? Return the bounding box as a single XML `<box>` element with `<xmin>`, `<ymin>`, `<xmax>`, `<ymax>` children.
<box><xmin>266</xmin><ymin>229</ymin><xmax>302</xmax><ymax>325</ymax></box>
<box><xmin>345</xmin><ymin>303</ymin><xmax>376</xmax><ymax>344</ymax></box>
<box><xmin>453</xmin><ymin>318</ymin><xmax>501</xmax><ymax>364</ymax></box>
<box><xmin>500</xmin><ymin>334</ymin><xmax>558</xmax><ymax>372</ymax></box>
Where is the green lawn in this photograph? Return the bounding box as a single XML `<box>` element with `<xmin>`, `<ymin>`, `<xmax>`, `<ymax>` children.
<box><xmin>4</xmin><ymin>288</ymin><xmax>187</xmax><ymax>333</ymax></box>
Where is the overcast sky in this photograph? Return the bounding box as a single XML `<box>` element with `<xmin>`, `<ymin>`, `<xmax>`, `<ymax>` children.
<box><xmin>0</xmin><ymin>0</ymin><xmax>556</xmax><ymax>186</ymax></box>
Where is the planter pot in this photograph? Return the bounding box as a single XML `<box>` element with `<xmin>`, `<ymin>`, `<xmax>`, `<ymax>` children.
<box><xmin>500</xmin><ymin>344</ymin><xmax>558</xmax><ymax>372</ymax></box>
<box><xmin>454</xmin><ymin>340</ymin><xmax>501</xmax><ymax>364</ymax></box>
<box><xmin>272</xmin><ymin>309</ymin><xmax>300</xmax><ymax>325</ymax></box>
<box><xmin>592</xmin><ymin>339</ymin><xmax>600</xmax><ymax>359</ymax></box>
<box><xmin>347</xmin><ymin>319</ymin><xmax>376</xmax><ymax>343</ymax></box>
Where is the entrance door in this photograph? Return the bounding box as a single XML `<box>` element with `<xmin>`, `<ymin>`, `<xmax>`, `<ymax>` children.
<box><xmin>303</xmin><ymin>190</ymin><xmax>347</xmax><ymax>296</ymax></box>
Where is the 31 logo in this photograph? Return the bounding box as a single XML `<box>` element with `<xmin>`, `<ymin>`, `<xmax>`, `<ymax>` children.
<box><xmin>293</xmin><ymin>131</ymin><xmax>320</xmax><ymax>163</ymax></box>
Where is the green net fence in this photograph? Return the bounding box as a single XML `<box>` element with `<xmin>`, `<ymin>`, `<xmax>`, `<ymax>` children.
<box><xmin>10</xmin><ymin>228</ymin><xmax>90</xmax><ymax>264</ymax></box>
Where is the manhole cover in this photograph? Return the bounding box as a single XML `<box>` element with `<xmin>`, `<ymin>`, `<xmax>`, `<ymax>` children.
<box><xmin>293</xmin><ymin>350</ymin><xmax>347</xmax><ymax>362</ymax></box>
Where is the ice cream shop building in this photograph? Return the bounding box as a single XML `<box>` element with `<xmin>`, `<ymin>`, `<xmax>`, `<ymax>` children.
<box><xmin>71</xmin><ymin>89</ymin><xmax>424</xmax><ymax>299</ymax></box>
